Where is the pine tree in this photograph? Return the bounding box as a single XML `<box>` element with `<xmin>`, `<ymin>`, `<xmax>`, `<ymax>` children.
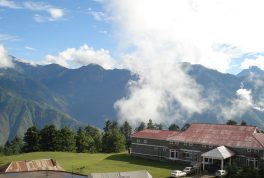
<box><xmin>56</xmin><ymin>127</ymin><xmax>76</xmax><ymax>152</ymax></box>
<box><xmin>168</xmin><ymin>124</ymin><xmax>180</xmax><ymax>131</ymax></box>
<box><xmin>136</xmin><ymin>122</ymin><xmax>146</xmax><ymax>132</ymax></box>
<box><xmin>10</xmin><ymin>136</ymin><xmax>23</xmax><ymax>154</ymax></box>
<box><xmin>120</xmin><ymin>121</ymin><xmax>132</xmax><ymax>149</ymax></box>
<box><xmin>40</xmin><ymin>125</ymin><xmax>58</xmax><ymax>151</ymax></box>
<box><xmin>23</xmin><ymin>125</ymin><xmax>40</xmax><ymax>152</ymax></box>
<box><xmin>147</xmin><ymin>119</ymin><xmax>155</xmax><ymax>129</ymax></box>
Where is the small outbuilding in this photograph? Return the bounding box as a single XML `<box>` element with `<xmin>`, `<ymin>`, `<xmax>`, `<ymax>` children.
<box><xmin>0</xmin><ymin>159</ymin><xmax>64</xmax><ymax>173</ymax></box>
<box><xmin>89</xmin><ymin>170</ymin><xmax>152</xmax><ymax>178</ymax></box>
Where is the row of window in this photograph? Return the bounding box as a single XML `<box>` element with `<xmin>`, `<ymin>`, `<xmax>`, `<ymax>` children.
<box><xmin>137</xmin><ymin>139</ymin><xmax>260</xmax><ymax>153</ymax></box>
<box><xmin>247</xmin><ymin>149</ymin><xmax>259</xmax><ymax>153</ymax></box>
<box><xmin>136</xmin><ymin>139</ymin><xmax>147</xmax><ymax>143</ymax></box>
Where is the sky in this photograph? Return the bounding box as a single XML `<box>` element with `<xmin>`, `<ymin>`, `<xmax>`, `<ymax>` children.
<box><xmin>1</xmin><ymin>0</ymin><xmax>264</xmax><ymax>125</ymax></box>
<box><xmin>0</xmin><ymin>0</ymin><xmax>263</xmax><ymax>73</ymax></box>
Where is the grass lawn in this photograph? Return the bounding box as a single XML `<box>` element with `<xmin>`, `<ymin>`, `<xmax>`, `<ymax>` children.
<box><xmin>0</xmin><ymin>152</ymin><xmax>186</xmax><ymax>178</ymax></box>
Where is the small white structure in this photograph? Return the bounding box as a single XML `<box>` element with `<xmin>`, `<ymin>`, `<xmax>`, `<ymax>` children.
<box><xmin>89</xmin><ymin>170</ymin><xmax>152</xmax><ymax>178</ymax></box>
<box><xmin>201</xmin><ymin>146</ymin><xmax>235</xmax><ymax>170</ymax></box>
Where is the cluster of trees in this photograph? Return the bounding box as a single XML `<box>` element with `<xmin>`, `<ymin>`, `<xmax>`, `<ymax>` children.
<box><xmin>1</xmin><ymin>120</ymin><xmax>132</xmax><ymax>155</ymax></box>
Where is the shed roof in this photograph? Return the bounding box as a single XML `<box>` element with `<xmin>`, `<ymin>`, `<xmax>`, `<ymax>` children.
<box><xmin>131</xmin><ymin>129</ymin><xmax>178</xmax><ymax>140</ymax></box>
<box><xmin>168</xmin><ymin>123</ymin><xmax>264</xmax><ymax>149</ymax></box>
<box><xmin>201</xmin><ymin>146</ymin><xmax>235</xmax><ymax>159</ymax></box>
<box><xmin>1</xmin><ymin>159</ymin><xmax>64</xmax><ymax>173</ymax></box>
<box><xmin>90</xmin><ymin>170</ymin><xmax>152</xmax><ymax>178</ymax></box>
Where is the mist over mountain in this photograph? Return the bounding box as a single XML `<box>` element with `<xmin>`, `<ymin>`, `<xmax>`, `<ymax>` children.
<box><xmin>0</xmin><ymin>58</ymin><xmax>264</xmax><ymax>145</ymax></box>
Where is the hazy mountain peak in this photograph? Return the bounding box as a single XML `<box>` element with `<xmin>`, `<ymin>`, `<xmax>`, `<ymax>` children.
<box><xmin>237</xmin><ymin>66</ymin><xmax>264</xmax><ymax>78</ymax></box>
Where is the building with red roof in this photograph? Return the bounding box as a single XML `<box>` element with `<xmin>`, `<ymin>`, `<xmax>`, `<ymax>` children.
<box><xmin>130</xmin><ymin>123</ymin><xmax>264</xmax><ymax>170</ymax></box>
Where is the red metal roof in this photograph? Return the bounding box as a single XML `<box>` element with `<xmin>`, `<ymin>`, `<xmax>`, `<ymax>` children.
<box><xmin>168</xmin><ymin>123</ymin><xmax>264</xmax><ymax>149</ymax></box>
<box><xmin>2</xmin><ymin>159</ymin><xmax>64</xmax><ymax>173</ymax></box>
<box><xmin>132</xmin><ymin>129</ymin><xmax>178</xmax><ymax>140</ymax></box>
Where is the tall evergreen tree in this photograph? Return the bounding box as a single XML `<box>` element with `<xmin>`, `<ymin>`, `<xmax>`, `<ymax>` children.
<box><xmin>76</xmin><ymin>128</ymin><xmax>94</xmax><ymax>153</ymax></box>
<box><xmin>40</xmin><ymin>125</ymin><xmax>58</xmax><ymax>151</ymax></box>
<box><xmin>23</xmin><ymin>125</ymin><xmax>40</xmax><ymax>152</ymax></box>
<box><xmin>181</xmin><ymin>123</ymin><xmax>190</xmax><ymax>131</ymax></box>
<box><xmin>10</xmin><ymin>136</ymin><xmax>23</xmax><ymax>154</ymax></box>
<box><xmin>56</xmin><ymin>127</ymin><xmax>76</xmax><ymax>152</ymax></box>
<box><xmin>136</xmin><ymin>122</ymin><xmax>146</xmax><ymax>132</ymax></box>
<box><xmin>120</xmin><ymin>121</ymin><xmax>132</xmax><ymax>149</ymax></box>
<box><xmin>102</xmin><ymin>120</ymin><xmax>125</xmax><ymax>153</ymax></box>
<box><xmin>147</xmin><ymin>119</ymin><xmax>155</xmax><ymax>129</ymax></box>
<box><xmin>226</xmin><ymin>119</ymin><xmax>237</xmax><ymax>125</ymax></box>
<box><xmin>3</xmin><ymin>141</ymin><xmax>12</xmax><ymax>155</ymax></box>
<box><xmin>240</xmin><ymin>120</ymin><xmax>247</xmax><ymax>126</ymax></box>
<box><xmin>84</xmin><ymin>125</ymin><xmax>102</xmax><ymax>152</ymax></box>
<box><xmin>168</xmin><ymin>124</ymin><xmax>180</xmax><ymax>131</ymax></box>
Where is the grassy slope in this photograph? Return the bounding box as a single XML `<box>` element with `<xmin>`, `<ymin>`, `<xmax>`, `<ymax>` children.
<box><xmin>0</xmin><ymin>152</ymin><xmax>185</xmax><ymax>178</ymax></box>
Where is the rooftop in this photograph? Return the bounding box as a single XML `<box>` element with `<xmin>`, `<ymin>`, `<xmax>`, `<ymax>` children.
<box><xmin>168</xmin><ymin>123</ymin><xmax>264</xmax><ymax>149</ymax></box>
<box><xmin>131</xmin><ymin>129</ymin><xmax>178</xmax><ymax>140</ymax></box>
<box><xmin>0</xmin><ymin>159</ymin><xmax>64</xmax><ymax>173</ymax></box>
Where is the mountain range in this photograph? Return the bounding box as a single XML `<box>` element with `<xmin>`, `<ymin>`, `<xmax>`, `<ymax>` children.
<box><xmin>0</xmin><ymin>58</ymin><xmax>264</xmax><ymax>145</ymax></box>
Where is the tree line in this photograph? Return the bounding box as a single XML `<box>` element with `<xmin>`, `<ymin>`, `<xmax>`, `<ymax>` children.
<box><xmin>0</xmin><ymin>118</ymin><xmax>260</xmax><ymax>156</ymax></box>
<box><xmin>0</xmin><ymin>120</ymin><xmax>133</xmax><ymax>155</ymax></box>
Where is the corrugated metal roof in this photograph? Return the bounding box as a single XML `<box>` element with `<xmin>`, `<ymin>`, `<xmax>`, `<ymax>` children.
<box><xmin>131</xmin><ymin>129</ymin><xmax>178</xmax><ymax>140</ymax></box>
<box><xmin>3</xmin><ymin>159</ymin><xmax>64</xmax><ymax>173</ymax></box>
<box><xmin>90</xmin><ymin>170</ymin><xmax>152</xmax><ymax>178</ymax></box>
<box><xmin>168</xmin><ymin>123</ymin><xmax>264</xmax><ymax>149</ymax></box>
<box><xmin>201</xmin><ymin>146</ymin><xmax>235</xmax><ymax>159</ymax></box>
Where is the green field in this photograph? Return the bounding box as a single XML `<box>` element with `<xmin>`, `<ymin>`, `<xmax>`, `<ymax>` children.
<box><xmin>0</xmin><ymin>152</ymin><xmax>186</xmax><ymax>178</ymax></box>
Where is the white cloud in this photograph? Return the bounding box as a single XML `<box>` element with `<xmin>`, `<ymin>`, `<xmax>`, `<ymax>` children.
<box><xmin>0</xmin><ymin>1</ymin><xmax>64</xmax><ymax>22</ymax></box>
<box><xmin>25</xmin><ymin>46</ymin><xmax>36</xmax><ymax>51</ymax></box>
<box><xmin>220</xmin><ymin>88</ymin><xmax>264</xmax><ymax>120</ymax></box>
<box><xmin>98</xmin><ymin>0</ymin><xmax>264</xmax><ymax>125</ymax></box>
<box><xmin>48</xmin><ymin>8</ymin><xmax>64</xmax><ymax>20</ymax></box>
<box><xmin>0</xmin><ymin>33</ymin><xmax>19</xmax><ymax>41</ymax></box>
<box><xmin>24</xmin><ymin>2</ymin><xmax>64</xmax><ymax>22</ymax></box>
<box><xmin>0</xmin><ymin>0</ymin><xmax>21</xmax><ymax>9</ymax></box>
<box><xmin>44</xmin><ymin>44</ymin><xmax>116</xmax><ymax>69</ymax></box>
<box><xmin>0</xmin><ymin>44</ymin><xmax>13</xmax><ymax>68</ymax></box>
<box><xmin>103</xmin><ymin>0</ymin><xmax>264</xmax><ymax>73</ymax></box>
<box><xmin>88</xmin><ymin>8</ymin><xmax>114</xmax><ymax>22</ymax></box>
<box><xmin>241</xmin><ymin>56</ymin><xmax>264</xmax><ymax>70</ymax></box>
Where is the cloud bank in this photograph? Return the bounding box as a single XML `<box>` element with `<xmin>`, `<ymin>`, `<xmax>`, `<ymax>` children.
<box><xmin>241</xmin><ymin>56</ymin><xmax>264</xmax><ymax>70</ymax></box>
<box><xmin>44</xmin><ymin>44</ymin><xmax>116</xmax><ymax>69</ymax></box>
<box><xmin>97</xmin><ymin>0</ymin><xmax>264</xmax><ymax>125</ymax></box>
<box><xmin>0</xmin><ymin>45</ymin><xmax>13</xmax><ymax>68</ymax></box>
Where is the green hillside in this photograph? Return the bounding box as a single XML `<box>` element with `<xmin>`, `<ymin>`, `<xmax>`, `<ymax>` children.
<box><xmin>0</xmin><ymin>152</ymin><xmax>184</xmax><ymax>178</ymax></box>
<box><xmin>0</xmin><ymin>89</ymin><xmax>81</xmax><ymax>145</ymax></box>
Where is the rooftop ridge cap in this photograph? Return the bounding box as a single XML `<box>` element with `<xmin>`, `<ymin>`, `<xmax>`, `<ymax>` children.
<box><xmin>191</xmin><ymin>122</ymin><xmax>257</xmax><ymax>128</ymax></box>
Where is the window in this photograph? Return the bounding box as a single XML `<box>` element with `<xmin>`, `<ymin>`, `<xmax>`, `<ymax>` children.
<box><xmin>143</xmin><ymin>140</ymin><xmax>147</xmax><ymax>144</ymax></box>
<box><xmin>184</xmin><ymin>151</ymin><xmax>192</xmax><ymax>158</ymax></box>
<box><xmin>209</xmin><ymin>145</ymin><xmax>213</xmax><ymax>148</ymax></box>
<box><xmin>184</xmin><ymin>142</ymin><xmax>187</xmax><ymax>146</ymax></box>
<box><xmin>170</xmin><ymin>149</ymin><xmax>178</xmax><ymax>159</ymax></box>
<box><xmin>170</xmin><ymin>141</ymin><xmax>173</xmax><ymax>145</ymax></box>
<box><xmin>247</xmin><ymin>158</ymin><xmax>258</xmax><ymax>168</ymax></box>
<box><xmin>170</xmin><ymin>150</ymin><xmax>175</xmax><ymax>159</ymax></box>
<box><xmin>247</xmin><ymin>149</ymin><xmax>251</xmax><ymax>152</ymax></box>
<box><xmin>254</xmin><ymin>149</ymin><xmax>259</xmax><ymax>153</ymax></box>
<box><xmin>136</xmin><ymin>139</ymin><xmax>140</xmax><ymax>143</ymax></box>
<box><xmin>189</xmin><ymin>143</ymin><xmax>193</xmax><ymax>146</ymax></box>
<box><xmin>202</xmin><ymin>145</ymin><xmax>206</xmax><ymax>148</ymax></box>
